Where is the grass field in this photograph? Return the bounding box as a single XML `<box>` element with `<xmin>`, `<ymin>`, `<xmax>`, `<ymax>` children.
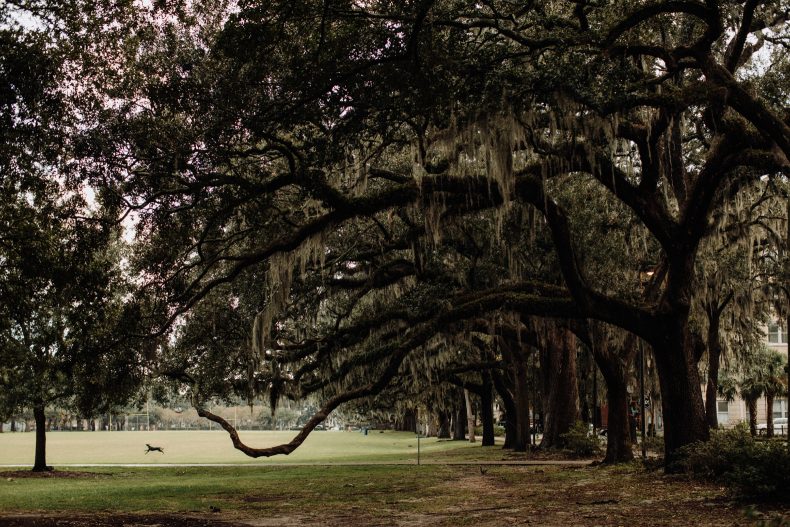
<box><xmin>1</xmin><ymin>431</ymin><xmax>787</xmax><ymax>525</ymax></box>
<box><xmin>1</xmin><ymin>463</ymin><xmax>786</xmax><ymax>526</ymax></box>
<box><xmin>0</xmin><ymin>430</ymin><xmax>497</xmax><ymax>466</ymax></box>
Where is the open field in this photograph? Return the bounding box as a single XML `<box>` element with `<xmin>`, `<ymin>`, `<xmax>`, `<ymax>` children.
<box><xmin>1</xmin><ymin>464</ymin><xmax>788</xmax><ymax>526</ymax></box>
<box><xmin>0</xmin><ymin>430</ymin><xmax>506</xmax><ymax>466</ymax></box>
<box><xmin>1</xmin><ymin>432</ymin><xmax>787</xmax><ymax>526</ymax></box>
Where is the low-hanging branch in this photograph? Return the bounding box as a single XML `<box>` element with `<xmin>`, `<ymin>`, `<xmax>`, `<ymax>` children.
<box><xmin>194</xmin><ymin>287</ymin><xmax>588</xmax><ymax>457</ymax></box>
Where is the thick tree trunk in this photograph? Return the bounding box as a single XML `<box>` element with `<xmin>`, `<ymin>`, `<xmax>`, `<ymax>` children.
<box><xmin>500</xmin><ymin>341</ymin><xmax>531</xmax><ymax>452</ymax></box>
<box><xmin>453</xmin><ymin>389</ymin><xmax>466</xmax><ymax>440</ymax></box>
<box><xmin>766</xmin><ymin>393</ymin><xmax>775</xmax><ymax>438</ymax></box>
<box><xmin>651</xmin><ymin>323</ymin><xmax>709</xmax><ymax>467</ymax></box>
<box><xmin>501</xmin><ymin>408</ymin><xmax>516</xmax><ymax>448</ymax></box>
<box><xmin>32</xmin><ymin>405</ymin><xmax>51</xmax><ymax>472</ymax></box>
<box><xmin>540</xmin><ymin>327</ymin><xmax>581</xmax><ymax>449</ymax></box>
<box><xmin>396</xmin><ymin>409</ymin><xmax>417</xmax><ymax>432</ymax></box>
<box><xmin>512</xmin><ymin>353</ymin><xmax>531</xmax><ymax>451</ymax></box>
<box><xmin>491</xmin><ymin>371</ymin><xmax>517</xmax><ymax>449</ymax></box>
<box><xmin>598</xmin><ymin>361</ymin><xmax>634</xmax><ymax>463</ymax></box>
<box><xmin>10</xmin><ymin>419</ymin><xmax>16</xmax><ymax>432</ymax></box>
<box><xmin>464</xmin><ymin>389</ymin><xmax>476</xmax><ymax>443</ymax></box>
<box><xmin>426</xmin><ymin>416</ymin><xmax>438</xmax><ymax>437</ymax></box>
<box><xmin>437</xmin><ymin>411</ymin><xmax>451</xmax><ymax>439</ymax></box>
<box><xmin>480</xmin><ymin>372</ymin><xmax>495</xmax><ymax>446</ymax></box>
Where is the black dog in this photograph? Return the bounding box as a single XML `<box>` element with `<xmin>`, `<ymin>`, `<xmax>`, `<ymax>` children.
<box><xmin>145</xmin><ymin>443</ymin><xmax>164</xmax><ymax>454</ymax></box>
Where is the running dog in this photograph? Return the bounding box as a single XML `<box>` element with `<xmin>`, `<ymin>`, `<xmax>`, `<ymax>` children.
<box><xmin>145</xmin><ymin>443</ymin><xmax>164</xmax><ymax>454</ymax></box>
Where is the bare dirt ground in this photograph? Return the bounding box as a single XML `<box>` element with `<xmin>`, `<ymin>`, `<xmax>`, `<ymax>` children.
<box><xmin>0</xmin><ymin>514</ymin><xmax>250</xmax><ymax>527</ymax></box>
<box><xmin>1</xmin><ymin>465</ymin><xmax>787</xmax><ymax>526</ymax></box>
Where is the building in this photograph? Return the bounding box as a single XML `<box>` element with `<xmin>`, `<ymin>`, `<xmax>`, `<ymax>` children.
<box><xmin>715</xmin><ymin>322</ymin><xmax>789</xmax><ymax>428</ymax></box>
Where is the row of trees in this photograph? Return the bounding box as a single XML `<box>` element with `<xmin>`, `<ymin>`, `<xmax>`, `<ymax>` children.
<box><xmin>1</xmin><ymin>0</ymin><xmax>789</xmax><ymax>471</ymax></box>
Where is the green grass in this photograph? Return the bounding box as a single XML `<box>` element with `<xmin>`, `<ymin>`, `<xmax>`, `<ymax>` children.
<box><xmin>0</xmin><ymin>465</ymin><xmax>459</xmax><ymax>515</ymax></box>
<box><xmin>0</xmin><ymin>463</ymin><xmax>777</xmax><ymax>525</ymax></box>
<box><xmin>0</xmin><ymin>430</ymin><xmax>504</xmax><ymax>465</ymax></box>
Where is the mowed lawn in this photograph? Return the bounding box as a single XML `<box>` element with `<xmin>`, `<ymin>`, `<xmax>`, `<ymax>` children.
<box><xmin>0</xmin><ymin>430</ymin><xmax>491</xmax><ymax>466</ymax></box>
<box><xmin>0</xmin><ymin>433</ymin><xmax>787</xmax><ymax>526</ymax></box>
<box><xmin>1</xmin><ymin>464</ymin><xmax>785</xmax><ymax>526</ymax></box>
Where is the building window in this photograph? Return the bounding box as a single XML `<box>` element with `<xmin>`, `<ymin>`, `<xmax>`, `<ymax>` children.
<box><xmin>767</xmin><ymin>324</ymin><xmax>787</xmax><ymax>344</ymax></box>
<box><xmin>717</xmin><ymin>401</ymin><xmax>729</xmax><ymax>424</ymax></box>
<box><xmin>773</xmin><ymin>399</ymin><xmax>788</xmax><ymax>419</ymax></box>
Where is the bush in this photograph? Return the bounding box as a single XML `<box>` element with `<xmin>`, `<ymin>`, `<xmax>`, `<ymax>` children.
<box><xmin>677</xmin><ymin>423</ymin><xmax>790</xmax><ymax>500</ymax></box>
<box><xmin>560</xmin><ymin>421</ymin><xmax>602</xmax><ymax>457</ymax></box>
<box><xmin>744</xmin><ymin>507</ymin><xmax>790</xmax><ymax>526</ymax></box>
<box><xmin>643</xmin><ymin>433</ymin><xmax>664</xmax><ymax>454</ymax></box>
<box><xmin>474</xmin><ymin>425</ymin><xmax>506</xmax><ymax>437</ymax></box>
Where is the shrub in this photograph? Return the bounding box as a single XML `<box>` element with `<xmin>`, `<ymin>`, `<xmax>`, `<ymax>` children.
<box><xmin>560</xmin><ymin>421</ymin><xmax>602</xmax><ymax>457</ymax></box>
<box><xmin>474</xmin><ymin>425</ymin><xmax>506</xmax><ymax>437</ymax></box>
<box><xmin>643</xmin><ymin>433</ymin><xmax>664</xmax><ymax>454</ymax></box>
<box><xmin>744</xmin><ymin>507</ymin><xmax>790</xmax><ymax>526</ymax></box>
<box><xmin>677</xmin><ymin>423</ymin><xmax>790</xmax><ymax>500</ymax></box>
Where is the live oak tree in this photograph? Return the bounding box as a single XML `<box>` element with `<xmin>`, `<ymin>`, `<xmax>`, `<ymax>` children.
<box><xmin>82</xmin><ymin>0</ymin><xmax>790</xmax><ymax>467</ymax></box>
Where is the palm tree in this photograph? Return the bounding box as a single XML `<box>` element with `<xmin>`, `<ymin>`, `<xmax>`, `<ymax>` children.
<box><xmin>763</xmin><ymin>351</ymin><xmax>787</xmax><ymax>438</ymax></box>
<box><xmin>718</xmin><ymin>374</ymin><xmax>739</xmax><ymax>405</ymax></box>
<box><xmin>734</xmin><ymin>345</ymin><xmax>786</xmax><ymax>437</ymax></box>
<box><xmin>716</xmin><ymin>373</ymin><xmax>739</xmax><ymax>430</ymax></box>
<box><xmin>740</xmin><ymin>375</ymin><xmax>765</xmax><ymax>437</ymax></box>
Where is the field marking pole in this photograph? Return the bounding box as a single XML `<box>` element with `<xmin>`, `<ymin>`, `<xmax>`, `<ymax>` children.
<box><xmin>639</xmin><ymin>340</ymin><xmax>647</xmax><ymax>460</ymax></box>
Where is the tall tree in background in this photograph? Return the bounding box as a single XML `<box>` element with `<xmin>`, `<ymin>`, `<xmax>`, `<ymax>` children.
<box><xmin>0</xmin><ymin>0</ymin><xmax>151</xmax><ymax>471</ymax></box>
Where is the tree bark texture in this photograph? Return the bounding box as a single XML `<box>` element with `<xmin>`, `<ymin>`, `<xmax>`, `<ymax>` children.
<box><xmin>396</xmin><ymin>409</ymin><xmax>417</xmax><ymax>432</ymax></box>
<box><xmin>437</xmin><ymin>411</ymin><xmax>451</xmax><ymax>439</ymax></box>
<box><xmin>501</xmin><ymin>339</ymin><xmax>531</xmax><ymax>451</ymax></box>
<box><xmin>453</xmin><ymin>389</ymin><xmax>467</xmax><ymax>440</ymax></box>
<box><xmin>492</xmin><ymin>371</ymin><xmax>517</xmax><ymax>449</ymax></box>
<box><xmin>540</xmin><ymin>327</ymin><xmax>580</xmax><ymax>449</ymax></box>
<box><xmin>747</xmin><ymin>397</ymin><xmax>758</xmax><ymax>436</ymax></box>
<box><xmin>704</xmin><ymin>326</ymin><xmax>722</xmax><ymax>430</ymax></box>
<box><xmin>32</xmin><ymin>404</ymin><xmax>50</xmax><ymax>472</ymax></box>
<box><xmin>766</xmin><ymin>393</ymin><xmax>775</xmax><ymax>438</ymax></box>
<box><xmin>651</xmin><ymin>323</ymin><xmax>709</xmax><ymax>467</ymax></box>
<box><xmin>598</xmin><ymin>359</ymin><xmax>634</xmax><ymax>463</ymax></box>
<box><xmin>480</xmin><ymin>372</ymin><xmax>495</xmax><ymax>446</ymax></box>
<box><xmin>704</xmin><ymin>296</ymin><xmax>731</xmax><ymax>430</ymax></box>
<box><xmin>464</xmin><ymin>389</ymin><xmax>476</xmax><ymax>443</ymax></box>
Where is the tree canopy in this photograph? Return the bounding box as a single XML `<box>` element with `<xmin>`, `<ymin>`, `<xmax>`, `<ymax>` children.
<box><xmin>2</xmin><ymin>0</ymin><xmax>789</xmax><ymax>467</ymax></box>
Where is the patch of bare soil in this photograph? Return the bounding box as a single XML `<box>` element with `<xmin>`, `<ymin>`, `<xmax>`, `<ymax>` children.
<box><xmin>0</xmin><ymin>514</ymin><xmax>249</xmax><ymax>527</ymax></box>
<box><xmin>429</xmin><ymin>466</ymin><xmax>790</xmax><ymax>527</ymax></box>
<box><xmin>217</xmin><ymin>466</ymin><xmax>790</xmax><ymax>526</ymax></box>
